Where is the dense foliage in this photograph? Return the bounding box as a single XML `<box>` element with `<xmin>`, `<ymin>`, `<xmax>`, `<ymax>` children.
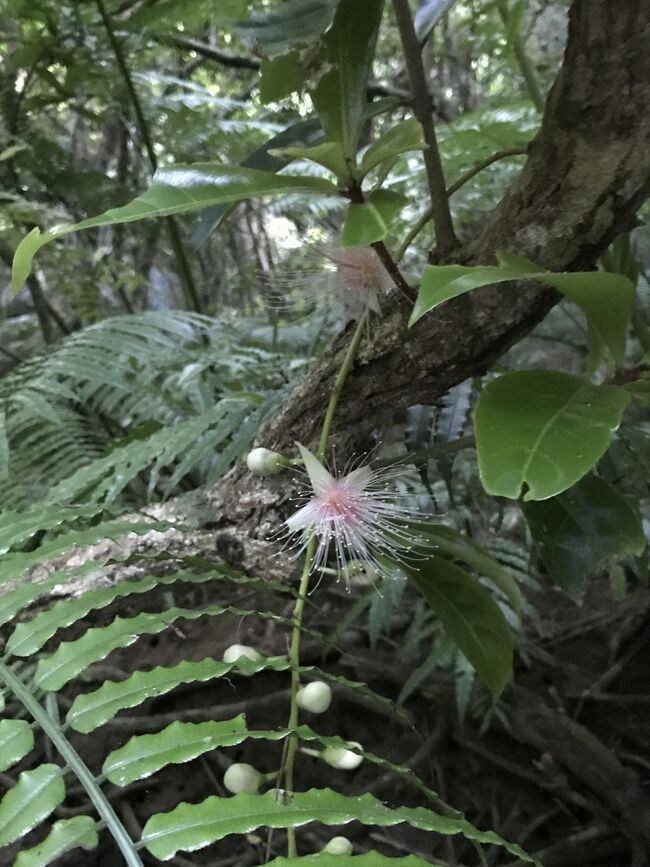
<box><xmin>1</xmin><ymin>1</ymin><xmax>649</xmax><ymax>865</ymax></box>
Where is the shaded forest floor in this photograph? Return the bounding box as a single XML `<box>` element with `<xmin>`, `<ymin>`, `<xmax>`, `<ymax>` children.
<box><xmin>4</xmin><ymin>574</ymin><xmax>650</xmax><ymax>867</ymax></box>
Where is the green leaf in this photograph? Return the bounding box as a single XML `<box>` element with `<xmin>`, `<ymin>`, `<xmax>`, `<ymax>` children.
<box><xmin>405</xmin><ymin>555</ymin><xmax>513</xmax><ymax>697</ymax></box>
<box><xmin>190</xmin><ymin>119</ymin><xmax>324</xmax><ymax>247</ymax></box>
<box><xmin>260</xmin><ymin>53</ymin><xmax>306</xmax><ymax>103</ymax></box>
<box><xmin>12</xmin><ymin>167</ymin><xmax>338</xmax><ymax>294</ymax></box>
<box><xmin>14</xmin><ymin>816</ymin><xmax>98</xmax><ymax>867</ymax></box>
<box><xmin>0</xmin><ymin>521</ymin><xmax>166</xmax><ymax>588</ymax></box>
<box><xmin>409</xmin><ymin>253</ymin><xmax>635</xmax><ymax>363</ymax></box>
<box><xmin>273</xmin><ymin>141</ymin><xmax>350</xmax><ymax>179</ymax></box>
<box><xmin>6</xmin><ymin>571</ymin><xmax>217</xmax><ymax>657</ymax></box>
<box><xmin>0</xmin><ymin>765</ymin><xmax>65</xmax><ymax>846</ymax></box>
<box><xmin>33</xmin><ymin>605</ymin><xmax>252</xmax><ymax>692</ymax></box>
<box><xmin>342</xmin><ymin>190</ymin><xmax>406</xmax><ymax>246</ymax></box>
<box><xmin>359</xmin><ymin>119</ymin><xmax>426</xmax><ymax>177</ymax></box>
<box><xmin>415</xmin><ymin>523</ymin><xmax>522</xmax><ymax>613</ymax></box>
<box><xmin>523</xmin><ymin>474</ymin><xmax>646</xmax><ymax>598</ymax></box>
<box><xmin>311</xmin><ymin>0</ymin><xmax>385</xmax><ymax>160</ymax></box>
<box><xmin>474</xmin><ymin>371</ymin><xmax>630</xmax><ymax>500</ymax></box>
<box><xmin>141</xmin><ymin>787</ymin><xmax>533</xmax><ymax>861</ymax></box>
<box><xmin>0</xmin><ymin>719</ymin><xmax>34</xmax><ymax>772</ymax></box>
<box><xmin>235</xmin><ymin>0</ymin><xmax>339</xmax><ymax>57</ymax></box>
<box><xmin>67</xmin><ymin>656</ymin><xmax>291</xmax><ymax>733</ymax></box>
<box><xmin>103</xmin><ymin>717</ymin><xmax>248</xmax><ymax>786</ymax></box>
<box><xmin>267</xmin><ymin>854</ymin><xmax>437</xmax><ymax>866</ymax></box>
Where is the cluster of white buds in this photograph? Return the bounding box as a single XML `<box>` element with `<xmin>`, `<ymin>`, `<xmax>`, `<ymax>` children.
<box><xmin>246</xmin><ymin>447</ymin><xmax>285</xmax><ymax>476</ymax></box>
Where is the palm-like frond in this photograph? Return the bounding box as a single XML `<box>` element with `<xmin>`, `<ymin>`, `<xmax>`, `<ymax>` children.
<box><xmin>0</xmin><ymin>312</ymin><xmax>291</xmax><ymax>510</ymax></box>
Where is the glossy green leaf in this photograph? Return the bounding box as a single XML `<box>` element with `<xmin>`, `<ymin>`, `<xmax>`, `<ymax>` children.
<box><xmin>311</xmin><ymin>0</ymin><xmax>384</xmax><ymax>160</ymax></box>
<box><xmin>260</xmin><ymin>53</ymin><xmax>305</xmax><ymax>103</ymax></box>
<box><xmin>14</xmin><ymin>816</ymin><xmax>98</xmax><ymax>866</ymax></box>
<box><xmin>412</xmin><ymin>523</ymin><xmax>522</xmax><ymax>613</ymax></box>
<box><xmin>359</xmin><ymin>119</ymin><xmax>426</xmax><ymax>177</ymax></box>
<box><xmin>272</xmin><ymin>141</ymin><xmax>350</xmax><ymax>180</ymax></box>
<box><xmin>523</xmin><ymin>474</ymin><xmax>645</xmax><ymax>598</ymax></box>
<box><xmin>267</xmin><ymin>854</ymin><xmax>437</xmax><ymax>866</ymax></box>
<box><xmin>414</xmin><ymin>0</ymin><xmax>458</xmax><ymax>40</ymax></box>
<box><xmin>67</xmin><ymin>656</ymin><xmax>291</xmax><ymax>733</ymax></box>
<box><xmin>103</xmin><ymin>717</ymin><xmax>248</xmax><ymax>786</ymax></box>
<box><xmin>190</xmin><ymin>118</ymin><xmax>324</xmax><ymax>247</ymax></box>
<box><xmin>141</xmin><ymin>787</ymin><xmax>533</xmax><ymax>861</ymax></box>
<box><xmin>409</xmin><ymin>252</ymin><xmax>635</xmax><ymax>363</ymax></box>
<box><xmin>342</xmin><ymin>190</ymin><xmax>406</xmax><ymax>247</ymax></box>
<box><xmin>235</xmin><ymin>0</ymin><xmax>338</xmax><ymax>57</ymax></box>
<box><xmin>12</xmin><ymin>167</ymin><xmax>337</xmax><ymax>293</ymax></box>
<box><xmin>475</xmin><ymin>371</ymin><xmax>629</xmax><ymax>500</ymax></box>
<box><xmin>0</xmin><ymin>765</ymin><xmax>65</xmax><ymax>846</ymax></box>
<box><xmin>0</xmin><ymin>719</ymin><xmax>34</xmax><ymax>772</ymax></box>
<box><xmin>405</xmin><ymin>555</ymin><xmax>513</xmax><ymax>697</ymax></box>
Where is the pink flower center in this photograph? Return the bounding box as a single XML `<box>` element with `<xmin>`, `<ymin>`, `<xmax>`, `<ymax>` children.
<box><xmin>320</xmin><ymin>483</ymin><xmax>361</xmax><ymax>520</ymax></box>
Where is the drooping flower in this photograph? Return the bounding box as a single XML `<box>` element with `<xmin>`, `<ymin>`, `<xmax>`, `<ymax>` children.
<box><xmin>264</xmin><ymin>245</ymin><xmax>392</xmax><ymax>323</ymax></box>
<box><xmin>284</xmin><ymin>443</ymin><xmax>423</xmax><ymax>582</ymax></box>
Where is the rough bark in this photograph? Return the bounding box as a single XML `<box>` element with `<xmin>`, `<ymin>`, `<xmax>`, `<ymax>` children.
<box><xmin>178</xmin><ymin>0</ymin><xmax>650</xmax><ymax>578</ymax></box>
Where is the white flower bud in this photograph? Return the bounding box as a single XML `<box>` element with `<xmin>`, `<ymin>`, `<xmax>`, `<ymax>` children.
<box><xmin>323</xmin><ymin>836</ymin><xmax>353</xmax><ymax>855</ymax></box>
<box><xmin>321</xmin><ymin>741</ymin><xmax>363</xmax><ymax>770</ymax></box>
<box><xmin>223</xmin><ymin>763</ymin><xmax>262</xmax><ymax>794</ymax></box>
<box><xmin>297</xmin><ymin>681</ymin><xmax>332</xmax><ymax>714</ymax></box>
<box><xmin>222</xmin><ymin>644</ymin><xmax>261</xmax><ymax>664</ymax></box>
<box><xmin>246</xmin><ymin>447</ymin><xmax>284</xmax><ymax>476</ymax></box>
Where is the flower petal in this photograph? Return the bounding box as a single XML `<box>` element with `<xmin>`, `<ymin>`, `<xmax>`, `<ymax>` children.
<box><xmin>286</xmin><ymin>500</ymin><xmax>320</xmax><ymax>532</ymax></box>
<box><xmin>296</xmin><ymin>442</ymin><xmax>334</xmax><ymax>495</ymax></box>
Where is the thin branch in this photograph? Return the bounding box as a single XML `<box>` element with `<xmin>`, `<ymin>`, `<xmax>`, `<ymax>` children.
<box><xmin>497</xmin><ymin>0</ymin><xmax>544</xmax><ymax>112</ymax></box>
<box><xmin>95</xmin><ymin>0</ymin><xmax>202</xmax><ymax>313</ymax></box>
<box><xmin>396</xmin><ymin>146</ymin><xmax>528</xmax><ymax>260</ymax></box>
<box><xmin>391</xmin><ymin>0</ymin><xmax>457</xmax><ymax>255</ymax></box>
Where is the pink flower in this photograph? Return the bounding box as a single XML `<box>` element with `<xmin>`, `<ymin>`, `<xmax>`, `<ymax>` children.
<box><xmin>264</xmin><ymin>246</ymin><xmax>391</xmax><ymax>323</ymax></box>
<box><xmin>285</xmin><ymin>443</ymin><xmax>422</xmax><ymax>581</ymax></box>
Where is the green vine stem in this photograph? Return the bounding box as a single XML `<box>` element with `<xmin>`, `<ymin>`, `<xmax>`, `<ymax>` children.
<box><xmin>0</xmin><ymin>661</ymin><xmax>144</xmax><ymax>867</ymax></box>
<box><xmin>497</xmin><ymin>0</ymin><xmax>544</xmax><ymax>112</ymax></box>
<box><xmin>282</xmin><ymin>311</ymin><xmax>369</xmax><ymax>857</ymax></box>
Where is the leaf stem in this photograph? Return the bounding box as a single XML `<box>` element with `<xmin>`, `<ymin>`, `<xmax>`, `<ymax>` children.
<box><xmin>94</xmin><ymin>0</ymin><xmax>201</xmax><ymax>313</ymax></box>
<box><xmin>391</xmin><ymin>0</ymin><xmax>458</xmax><ymax>255</ymax></box>
<box><xmin>0</xmin><ymin>661</ymin><xmax>143</xmax><ymax>867</ymax></box>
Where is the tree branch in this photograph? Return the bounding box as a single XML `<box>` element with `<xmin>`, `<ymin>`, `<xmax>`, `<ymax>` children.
<box><xmin>391</xmin><ymin>0</ymin><xmax>458</xmax><ymax>255</ymax></box>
